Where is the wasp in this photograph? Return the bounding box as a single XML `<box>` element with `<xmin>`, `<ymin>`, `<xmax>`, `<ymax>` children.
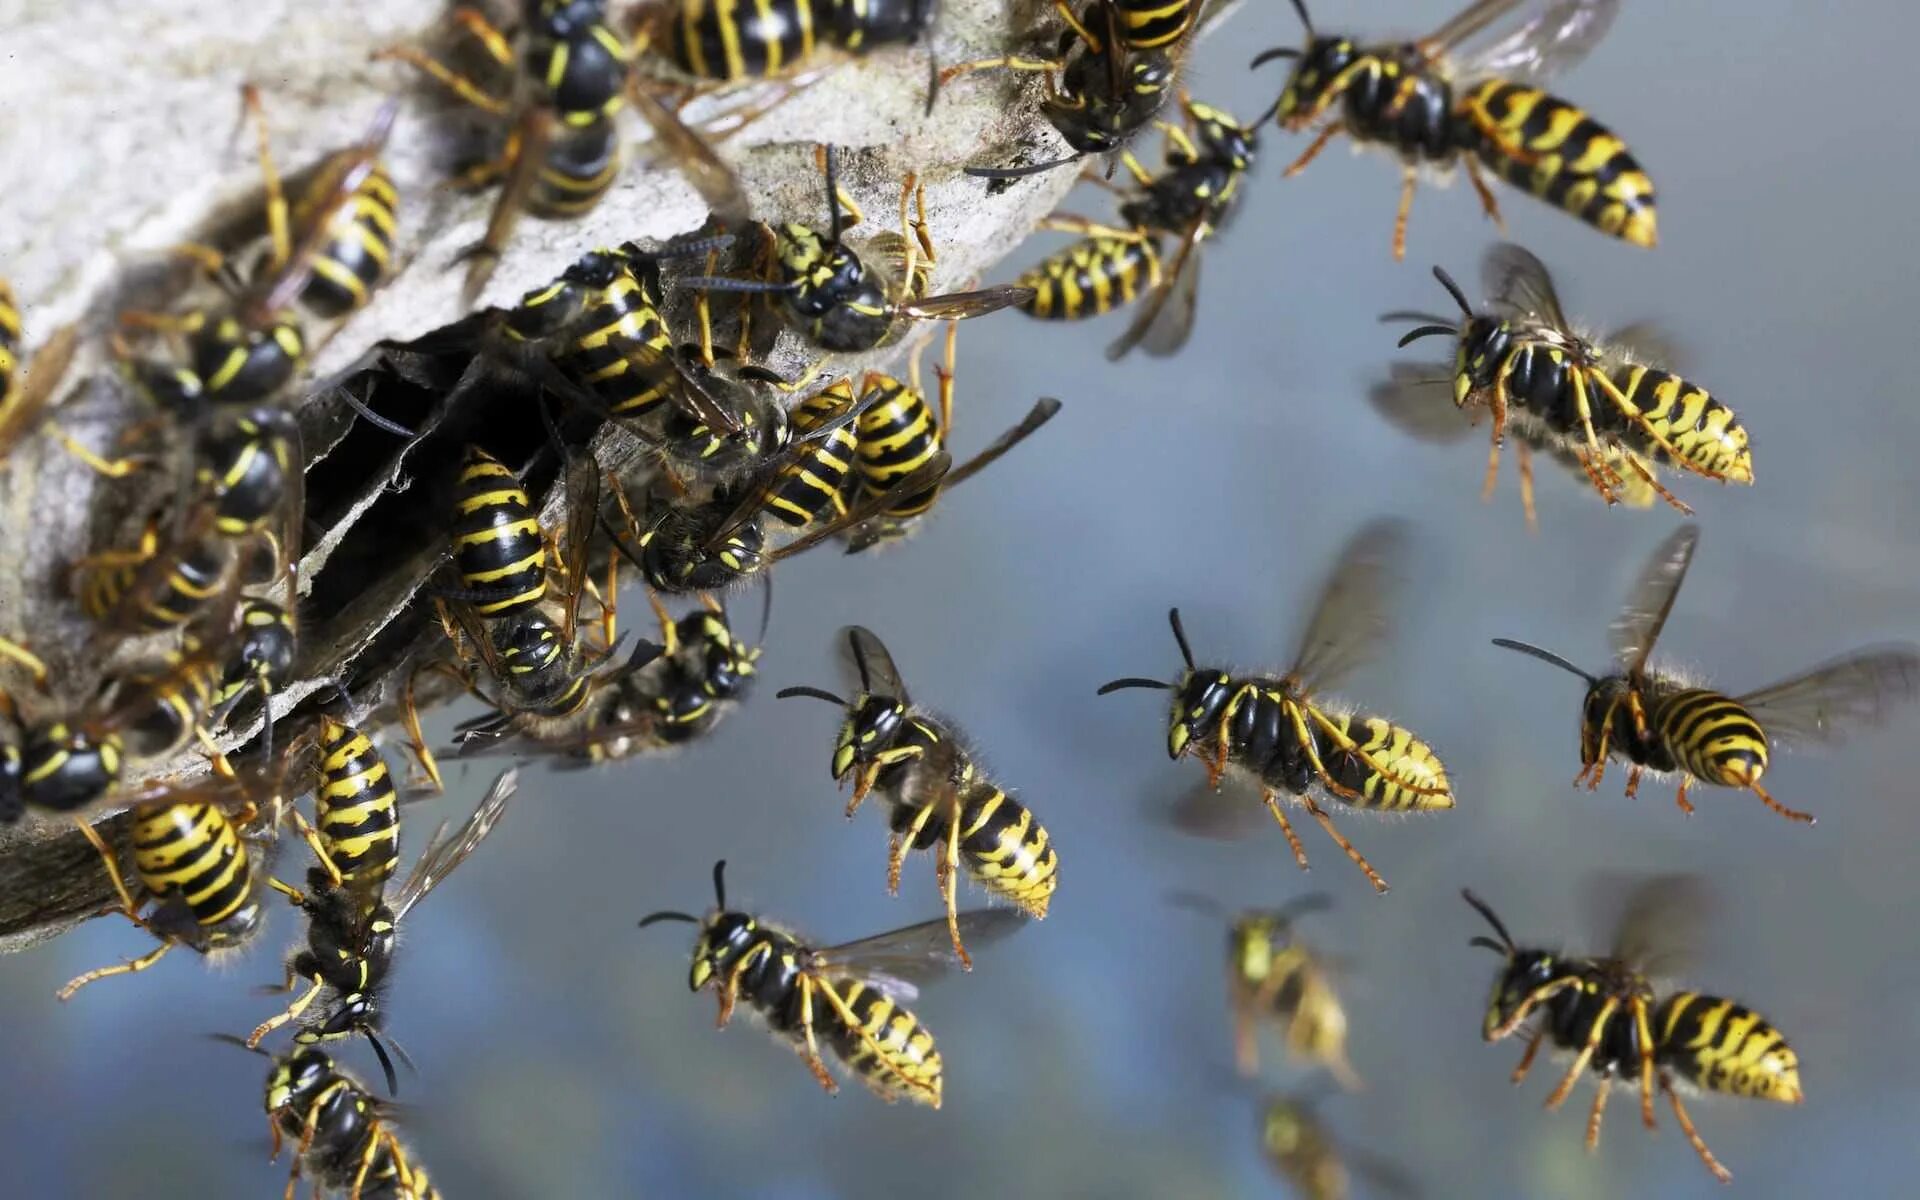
<box><xmin>1395</xmin><ymin>244</ymin><xmax>1748</xmax><ymax>515</ymax></box>
<box><xmin>0</xmin><ymin>277</ymin><xmax>79</xmax><ymax>465</ymax></box>
<box><xmin>377</xmin><ymin>0</ymin><xmax>748</xmax><ymax>302</ymax></box>
<box><xmin>1171</xmin><ymin>891</ymin><xmax>1359</xmax><ymax>1088</ymax></box>
<box><xmin>640</xmin><ymin>859</ymin><xmax>1027</xmax><ymax>1107</ymax></box>
<box><xmin>776</xmin><ymin>626</ymin><xmax>1058</xmax><ymax>967</ymax></box>
<box><xmin>940</xmin><ymin>0</ymin><xmax>1226</xmax><ymax>178</ymax></box>
<box><xmin>1254</xmin><ymin>0</ymin><xmax>1654</xmax><ymax>260</ymax></box>
<box><xmin>1013</xmin><ymin>96</ymin><xmax>1257</xmax><ymax>359</ymax></box>
<box><xmin>1493</xmin><ymin>525</ymin><xmax>1920</xmax><ymax>825</ymax></box>
<box><xmin>682</xmin><ymin>145</ymin><xmax>1035</xmax><ymax>353</ymax></box>
<box><xmin>636</xmin><ymin>0</ymin><xmax>937</xmax><ymax>84</ymax></box>
<box><xmin>248</xmin><ymin>764</ymin><xmax>516</xmax><ymax>1098</ymax></box>
<box><xmin>261</xmin><ymin>1044</ymin><xmax>440</xmax><ymax>1200</ymax></box>
<box><xmin>1370</xmin><ymin>360</ymin><xmax>1664</xmax><ymax>531</ymax></box>
<box><xmin>1098</xmin><ymin>521</ymin><xmax>1453</xmax><ymax>893</ymax></box>
<box><xmin>212</xmin><ymin>597</ymin><xmax>299</xmax><ymax>721</ymax></box>
<box><xmin>1259</xmin><ymin>1090</ymin><xmax>1413</xmax><ymax>1200</ymax></box>
<box><xmin>1466</xmin><ymin>878</ymin><xmax>1803</xmax><ymax>1183</ymax></box>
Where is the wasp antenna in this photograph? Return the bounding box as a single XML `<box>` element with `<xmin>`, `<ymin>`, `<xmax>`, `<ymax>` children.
<box><xmin>1249</xmin><ymin>47</ymin><xmax>1301</xmax><ymax>69</ymax></box>
<box><xmin>1461</xmin><ymin>889</ymin><xmax>1517</xmax><ymax>953</ymax></box>
<box><xmin>1490</xmin><ymin>638</ymin><xmax>1597</xmax><ymax>685</ymax></box>
<box><xmin>775</xmin><ymin>685</ymin><xmax>849</xmax><ymax>706</ymax></box>
<box><xmin>711</xmin><ymin>858</ymin><xmax>728</xmax><ymax>909</ymax></box>
<box><xmin>823</xmin><ymin>144</ymin><xmax>845</xmax><ymax>239</ymax></box>
<box><xmin>1096</xmin><ymin>677</ymin><xmax>1171</xmax><ymax>695</ymax></box>
<box><xmin>1396</xmin><ymin>324</ymin><xmax>1458</xmax><ymax>348</ymax></box>
<box><xmin>752</xmin><ymin>575</ymin><xmax>773</xmax><ymax>645</ymax></box>
<box><xmin>367</xmin><ymin>1034</ymin><xmax>400</xmax><ymax>1097</ymax></box>
<box><xmin>638</xmin><ymin>910</ymin><xmax>699</xmax><ymax>928</ymax></box>
<box><xmin>1432</xmin><ymin>266</ymin><xmax>1473</xmax><ymax>318</ymax></box>
<box><xmin>1168</xmin><ymin>608</ymin><xmax>1198</xmax><ymax>671</ymax></box>
<box><xmin>1289</xmin><ymin>0</ymin><xmax>1314</xmax><ymax>36</ymax></box>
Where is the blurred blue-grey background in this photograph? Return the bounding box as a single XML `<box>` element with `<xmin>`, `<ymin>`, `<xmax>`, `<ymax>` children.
<box><xmin>6</xmin><ymin>1</ymin><xmax>1919</xmax><ymax>1196</ymax></box>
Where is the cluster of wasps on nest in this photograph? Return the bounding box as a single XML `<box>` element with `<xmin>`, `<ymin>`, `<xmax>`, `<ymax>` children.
<box><xmin>2</xmin><ymin>0</ymin><xmax>1919</xmax><ymax>1194</ymax></box>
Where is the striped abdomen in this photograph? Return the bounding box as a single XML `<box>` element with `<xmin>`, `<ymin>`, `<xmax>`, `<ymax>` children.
<box><xmin>1018</xmin><ymin>237</ymin><xmax>1162</xmax><ymax>320</ymax></box>
<box><xmin>1646</xmin><ymin>687</ymin><xmax>1769</xmax><ymax>787</ymax></box>
<box><xmin>451</xmin><ymin>447</ymin><xmax>546</xmax><ymax>619</ymax></box>
<box><xmin>939</xmin><ymin>760</ymin><xmax>1058</xmax><ymax>918</ymax></box>
<box><xmin>197</xmin><ymin>406</ymin><xmax>298</xmax><ymax>536</ymax></box>
<box><xmin>492</xmin><ymin>615</ymin><xmax>592</xmax><ymax>718</ymax></box>
<box><xmin>1598</xmin><ymin>363</ymin><xmax>1751</xmax><ymax>483</ymax></box>
<box><xmin>1655</xmin><ymin>991</ymin><xmax>1803</xmax><ymax>1102</ymax></box>
<box><xmin>113</xmin><ymin>652</ymin><xmax>222</xmax><ymax>760</ymax></box>
<box><xmin>849</xmin><ymin>373</ymin><xmax>943</xmax><ymax>516</ymax></box>
<box><xmin>761</xmin><ymin>385</ymin><xmax>858</xmax><ymax>528</ymax></box>
<box><xmin>1455</xmin><ymin>81</ymin><xmax>1657</xmax><ymax>248</ymax></box>
<box><xmin>828</xmin><ymin>977</ymin><xmax>943</xmax><ymax>1106</ymax></box>
<box><xmin>216</xmin><ymin>599</ymin><xmax>297</xmax><ymax>710</ymax></box>
<box><xmin>1112</xmin><ymin>0</ymin><xmax>1195</xmax><ymax>51</ymax></box>
<box><xmin>530</xmin><ymin>118</ymin><xmax>620</xmax><ymax>218</ymax></box>
<box><xmin>130</xmin><ymin>802</ymin><xmax>259</xmax><ymax>938</ymax></box>
<box><xmin>556</xmin><ymin>269</ymin><xmax>677</xmax><ymax>420</ymax></box>
<box><xmin>0</xmin><ymin>279</ymin><xmax>19</xmax><ymax>410</ymax></box>
<box><xmin>77</xmin><ymin>537</ymin><xmax>232</xmax><ymax>633</ymax></box>
<box><xmin>315</xmin><ymin>718</ymin><xmax>401</xmax><ymax>892</ymax></box>
<box><xmin>18</xmin><ymin>721</ymin><xmax>122</xmax><ymax>814</ymax></box>
<box><xmin>1305</xmin><ymin>706</ymin><xmax>1453</xmax><ymax>810</ymax></box>
<box><xmin>673</xmin><ymin>0</ymin><xmax>816</xmax><ymax>80</ymax></box>
<box><xmin>296</xmin><ymin>163</ymin><xmax>399</xmax><ymax>318</ymax></box>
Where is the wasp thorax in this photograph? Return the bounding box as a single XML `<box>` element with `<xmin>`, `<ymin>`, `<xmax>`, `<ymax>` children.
<box><xmin>1277</xmin><ymin>38</ymin><xmax>1357</xmax><ymax>124</ymax></box>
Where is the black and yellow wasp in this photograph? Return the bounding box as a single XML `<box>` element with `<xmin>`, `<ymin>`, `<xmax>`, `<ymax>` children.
<box><xmin>1465</xmin><ymin>878</ymin><xmax>1803</xmax><ymax>1183</ymax></box>
<box><xmin>1098</xmin><ymin>522</ymin><xmax>1453</xmax><ymax>893</ymax></box>
<box><xmin>683</xmin><ymin>144</ymin><xmax>1035</xmax><ymax>353</ymax></box>
<box><xmin>939</xmin><ymin>0</ymin><xmax>1215</xmax><ymax>177</ymax></box>
<box><xmin>635</xmin><ymin>0</ymin><xmax>937</xmax><ymax>85</ymax></box>
<box><xmin>1492</xmin><ymin>525</ymin><xmax>1920</xmax><ymax>825</ymax></box>
<box><xmin>1171</xmin><ymin>892</ymin><xmax>1360</xmax><ymax>1088</ymax></box>
<box><xmin>0</xmin><ymin>276</ymin><xmax>78</xmax><ymax>465</ymax></box>
<box><xmin>377</xmin><ymin>0</ymin><xmax>748</xmax><ymax>302</ymax></box>
<box><xmin>777</xmin><ymin>627</ymin><xmax>1058</xmax><ymax>967</ymax></box>
<box><xmin>640</xmin><ymin>860</ymin><xmax>1028</xmax><ymax>1108</ymax></box>
<box><xmin>248</xmin><ymin>761</ymin><xmax>516</xmax><ymax>1098</ymax></box>
<box><xmin>1258</xmin><ymin>1089</ymin><xmax>1414</xmax><ymax>1200</ymax></box>
<box><xmin>1394</xmin><ymin>243</ymin><xmax>1749</xmax><ymax>515</ymax></box>
<box><xmin>1254</xmin><ymin>0</ymin><xmax>1655</xmax><ymax>260</ymax></box>
<box><xmin>1011</xmin><ymin>96</ymin><xmax>1256</xmax><ymax>360</ymax></box>
<box><xmin>250</xmin><ymin>1043</ymin><xmax>441</xmax><ymax>1200</ymax></box>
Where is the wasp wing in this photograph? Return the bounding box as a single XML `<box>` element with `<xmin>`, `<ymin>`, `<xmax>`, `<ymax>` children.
<box><xmin>0</xmin><ymin>323</ymin><xmax>77</xmax><ymax>458</ymax></box>
<box><xmin>1737</xmin><ymin>645</ymin><xmax>1920</xmax><ymax>750</ymax></box>
<box><xmin>1608</xmin><ymin>525</ymin><xmax>1698</xmax><ymax>677</ymax></box>
<box><xmin>840</xmin><ymin>625</ymin><xmax>909</xmax><ymax>702</ymax></box>
<box><xmin>765</xmin><ymin>451</ymin><xmax>953</xmax><ymax>562</ymax></box>
<box><xmin>557</xmin><ymin>452</ymin><xmax>602</xmax><ymax>648</ymax></box>
<box><xmin>899</xmin><ymin>286</ymin><xmax>1037</xmax><ymax>323</ymax></box>
<box><xmin>941</xmin><ymin>397</ymin><xmax>1062</xmax><ymax>489</ymax></box>
<box><xmin>1286</xmin><ymin>519</ymin><xmax>1412</xmax><ymax>696</ymax></box>
<box><xmin>1596</xmin><ymin>870</ymin><xmax>1710</xmax><ymax>980</ymax></box>
<box><xmin>1599</xmin><ymin>320</ymin><xmax>1687</xmax><ymax>372</ymax></box>
<box><xmin>1107</xmin><ymin>225</ymin><xmax>1202</xmax><ymax>361</ymax></box>
<box><xmin>390</xmin><ymin>768</ymin><xmax>517</xmax><ymax>924</ymax></box>
<box><xmin>1451</xmin><ymin>0</ymin><xmax>1622</xmax><ymax>87</ymax></box>
<box><xmin>1481</xmin><ymin>241</ymin><xmax>1573</xmax><ymax>331</ymax></box>
<box><xmin>627</xmin><ymin>86</ymin><xmax>752</xmax><ymax>224</ymax></box>
<box><xmin>811</xmin><ymin>909</ymin><xmax>1030</xmax><ymax>1001</ymax></box>
<box><xmin>252</xmin><ymin>98</ymin><xmax>401</xmax><ymax>321</ymax></box>
<box><xmin>1369</xmin><ymin>362</ymin><xmax>1475</xmax><ymax>444</ymax></box>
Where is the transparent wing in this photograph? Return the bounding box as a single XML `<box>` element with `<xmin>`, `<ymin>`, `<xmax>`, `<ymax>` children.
<box><xmin>1600</xmin><ymin>320</ymin><xmax>1687</xmax><ymax>371</ymax></box>
<box><xmin>1287</xmin><ymin>519</ymin><xmax>1413</xmax><ymax>696</ymax></box>
<box><xmin>839</xmin><ymin>625</ymin><xmax>909</xmax><ymax>701</ymax></box>
<box><xmin>899</xmin><ymin>286</ymin><xmax>1037</xmax><ymax>323</ymax></box>
<box><xmin>1424</xmin><ymin>0</ymin><xmax>1531</xmax><ymax>52</ymax></box>
<box><xmin>558</xmin><ymin>453</ymin><xmax>601</xmax><ymax>647</ymax></box>
<box><xmin>1481</xmin><ymin>242</ymin><xmax>1572</xmax><ymax>330</ymax></box>
<box><xmin>765</xmin><ymin>451</ymin><xmax>953</xmax><ymax>562</ymax></box>
<box><xmin>1739</xmin><ymin>645</ymin><xmax>1920</xmax><ymax>750</ymax></box>
<box><xmin>1608</xmin><ymin>525</ymin><xmax>1698</xmax><ymax>676</ymax></box>
<box><xmin>1106</xmin><ymin>223</ymin><xmax>1204</xmax><ymax>361</ymax></box>
<box><xmin>390</xmin><ymin>767</ymin><xmax>517</xmax><ymax>923</ymax></box>
<box><xmin>811</xmin><ymin>909</ymin><xmax>1030</xmax><ymax>1000</ymax></box>
<box><xmin>627</xmin><ymin>86</ymin><xmax>752</xmax><ymax>224</ymax></box>
<box><xmin>1369</xmin><ymin>362</ymin><xmax>1475</xmax><ymax>445</ymax></box>
<box><xmin>942</xmin><ymin>397</ymin><xmax>1062</xmax><ymax>488</ymax></box>
<box><xmin>1452</xmin><ymin>0</ymin><xmax>1622</xmax><ymax>86</ymax></box>
<box><xmin>251</xmin><ymin>98</ymin><xmax>401</xmax><ymax>320</ymax></box>
<box><xmin>0</xmin><ymin>323</ymin><xmax>77</xmax><ymax>456</ymax></box>
<box><xmin>1595</xmin><ymin>871</ymin><xmax>1710</xmax><ymax>979</ymax></box>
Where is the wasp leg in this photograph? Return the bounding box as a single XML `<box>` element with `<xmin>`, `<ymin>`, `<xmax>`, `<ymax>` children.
<box><xmin>1673</xmin><ymin>776</ymin><xmax>1695</xmax><ymax>816</ymax></box>
<box><xmin>399</xmin><ymin>658</ymin><xmax>472</xmax><ymax>792</ymax></box>
<box><xmin>1299</xmin><ymin>704</ymin><xmax>1450</xmax><ymax>799</ymax></box>
<box><xmin>1037</xmin><ymin>214</ymin><xmax>1151</xmax><ymax>241</ymax></box>
<box><xmin>0</xmin><ymin>635</ymin><xmax>49</xmax><ymax>686</ymax></box>
<box><xmin>1588</xmin><ymin>370</ymin><xmax>1728</xmax><ymax>484</ymax></box>
<box><xmin>1516</xmin><ymin>438</ymin><xmax>1538</xmax><ymax>532</ymax></box>
<box><xmin>1663</xmin><ymin>1072</ymin><xmax>1734</xmax><ymax>1183</ymax></box>
<box><xmin>1586</xmin><ymin>1069</ymin><xmax>1614</xmax><ymax>1151</ymax></box>
<box><xmin>795</xmin><ymin>974</ymin><xmax>840</xmax><ymax>1095</ymax></box>
<box><xmin>1511</xmin><ymin>1026</ymin><xmax>1544</xmax><ymax>1085</ymax></box>
<box><xmin>1486</xmin><ymin>978</ymin><xmax>1576</xmax><ymax>1042</ymax></box>
<box><xmin>935</xmin><ymin>55</ymin><xmax>1065</xmax><ymax>88</ymax></box>
<box><xmin>1623</xmin><ymin>765</ymin><xmax>1643</xmax><ymax>800</ymax></box>
<box><xmin>939</xmin><ymin>811</ymin><xmax>973</xmax><ymax>970</ymax></box>
<box><xmin>1260</xmin><ymin>789</ymin><xmax>1311</xmax><ymax>872</ymax></box>
<box><xmin>1619</xmin><ymin>451</ymin><xmax>1693</xmax><ymax>514</ymax></box>
<box><xmin>1745</xmin><ymin>778</ymin><xmax>1816</xmax><ymax>825</ymax></box>
<box><xmin>814</xmin><ymin>975</ymin><xmax>941</xmax><ymax>1105</ymax></box>
<box><xmin>1302</xmin><ymin>793</ymin><xmax>1388</xmax><ymax>894</ymax></box>
<box><xmin>1545</xmin><ymin>996</ymin><xmax>1618</xmax><ymax>1110</ymax></box>
<box><xmin>1391</xmin><ymin>164</ymin><xmax>1418</xmax><ymax>262</ymax></box>
<box><xmin>1283</xmin><ymin>122</ymin><xmax>1343</xmax><ymax>178</ymax></box>
<box><xmin>58</xmin><ymin>820</ymin><xmax>177</xmax><ymax>1001</ymax></box>
<box><xmin>248</xmin><ymin>975</ymin><xmax>327</xmax><ymax>1048</ymax></box>
<box><xmin>1461</xmin><ymin>153</ymin><xmax>1507</xmax><ymax>232</ymax></box>
<box><xmin>892</xmin><ymin>803</ymin><xmax>937</xmax><ymax>898</ymax></box>
<box><xmin>715</xmin><ymin>941</ymin><xmax>763</xmax><ymax>1029</ymax></box>
<box><xmin>1632</xmin><ymin>997</ymin><xmax>1658</xmax><ymax>1130</ymax></box>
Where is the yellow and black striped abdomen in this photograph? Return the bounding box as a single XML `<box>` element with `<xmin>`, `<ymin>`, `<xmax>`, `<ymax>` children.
<box><xmin>957</xmin><ymin>780</ymin><xmax>1058</xmax><ymax>918</ymax></box>
<box><xmin>762</xmin><ymin>386</ymin><xmax>858</xmax><ymax>528</ymax></box>
<box><xmin>851</xmin><ymin>374</ymin><xmax>943</xmax><ymax>517</ymax></box>
<box><xmin>451</xmin><ymin>447</ymin><xmax>547</xmax><ymax>619</ymax></box>
<box><xmin>0</xmin><ymin>278</ymin><xmax>19</xmax><ymax>409</ymax></box>
<box><xmin>555</xmin><ymin>268</ymin><xmax>677</xmax><ymax>419</ymax></box>
<box><xmin>1017</xmin><ymin>236</ymin><xmax>1162</xmax><ymax>320</ymax></box>
<box><xmin>673</xmin><ymin>0</ymin><xmax>816</xmax><ymax>81</ymax></box>
<box><xmin>1600</xmin><ymin>363</ymin><xmax>1752</xmax><ymax>484</ymax></box>
<box><xmin>1647</xmin><ymin>688</ymin><xmax>1769</xmax><ymax>788</ymax></box>
<box><xmin>297</xmin><ymin>163</ymin><xmax>400</xmax><ymax>318</ymax></box>
<box><xmin>1310</xmin><ymin>707</ymin><xmax>1453</xmax><ymax>811</ymax></box>
<box><xmin>131</xmin><ymin>802</ymin><xmax>255</xmax><ymax>931</ymax></box>
<box><xmin>828</xmin><ymin>976</ymin><xmax>943</xmax><ymax>1107</ymax></box>
<box><xmin>77</xmin><ymin>537</ymin><xmax>231</xmax><ymax>634</ymax></box>
<box><xmin>1112</xmin><ymin>0</ymin><xmax>1194</xmax><ymax>51</ymax></box>
<box><xmin>1655</xmin><ymin>991</ymin><xmax>1803</xmax><ymax>1102</ymax></box>
<box><xmin>1456</xmin><ymin>80</ymin><xmax>1657</xmax><ymax>248</ymax></box>
<box><xmin>531</xmin><ymin>119</ymin><xmax>621</xmax><ymax>218</ymax></box>
<box><xmin>315</xmin><ymin>717</ymin><xmax>401</xmax><ymax>892</ymax></box>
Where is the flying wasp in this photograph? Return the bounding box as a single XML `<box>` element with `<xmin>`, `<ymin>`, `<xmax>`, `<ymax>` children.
<box><xmin>1254</xmin><ymin>0</ymin><xmax>1655</xmax><ymax>260</ymax></box>
<box><xmin>1011</xmin><ymin>96</ymin><xmax>1257</xmax><ymax>360</ymax></box>
<box><xmin>1492</xmin><ymin>525</ymin><xmax>1920</xmax><ymax>825</ymax></box>
<box><xmin>1258</xmin><ymin>1089</ymin><xmax>1414</xmax><ymax>1200</ymax></box>
<box><xmin>376</xmin><ymin>0</ymin><xmax>749</xmax><ymax>302</ymax></box>
<box><xmin>640</xmin><ymin>859</ymin><xmax>1029</xmax><ymax>1107</ymax></box>
<box><xmin>1395</xmin><ymin>243</ymin><xmax>1748</xmax><ymax>515</ymax></box>
<box><xmin>1098</xmin><ymin>521</ymin><xmax>1453</xmax><ymax>894</ymax></box>
<box><xmin>681</xmin><ymin>144</ymin><xmax>1035</xmax><ymax>353</ymax></box>
<box><xmin>244</xmin><ymin>1043</ymin><xmax>441</xmax><ymax>1200</ymax></box>
<box><xmin>776</xmin><ymin>626</ymin><xmax>1058</xmax><ymax>967</ymax></box>
<box><xmin>1171</xmin><ymin>891</ymin><xmax>1360</xmax><ymax>1088</ymax></box>
<box><xmin>248</xmin><ymin>763</ymin><xmax>517</xmax><ymax>1100</ymax></box>
<box><xmin>1465</xmin><ymin>878</ymin><xmax>1803</xmax><ymax>1183</ymax></box>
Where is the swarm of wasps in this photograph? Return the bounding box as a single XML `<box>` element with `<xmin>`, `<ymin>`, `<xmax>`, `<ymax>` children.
<box><xmin>4</xmin><ymin>0</ymin><xmax>1919</xmax><ymax>1194</ymax></box>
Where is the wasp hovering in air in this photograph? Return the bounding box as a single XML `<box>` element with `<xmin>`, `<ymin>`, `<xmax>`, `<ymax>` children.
<box><xmin>1171</xmin><ymin>892</ymin><xmax>1359</xmax><ymax>1088</ymax></box>
<box><xmin>245</xmin><ymin>1042</ymin><xmax>442</xmax><ymax>1200</ymax></box>
<box><xmin>1254</xmin><ymin>0</ymin><xmax>1655</xmax><ymax>260</ymax></box>
<box><xmin>682</xmin><ymin>145</ymin><xmax>1034</xmax><ymax>353</ymax></box>
<box><xmin>1099</xmin><ymin>522</ymin><xmax>1453</xmax><ymax>894</ymax></box>
<box><xmin>1259</xmin><ymin>1088</ymin><xmax>1414</xmax><ymax>1200</ymax></box>
<box><xmin>1011</xmin><ymin>96</ymin><xmax>1256</xmax><ymax>360</ymax></box>
<box><xmin>640</xmin><ymin>860</ymin><xmax>1028</xmax><ymax>1107</ymax></box>
<box><xmin>1394</xmin><ymin>243</ymin><xmax>1748</xmax><ymax>516</ymax></box>
<box><xmin>777</xmin><ymin>627</ymin><xmax>1058</xmax><ymax>967</ymax></box>
<box><xmin>1465</xmin><ymin>877</ymin><xmax>1803</xmax><ymax>1183</ymax></box>
<box><xmin>1492</xmin><ymin>526</ymin><xmax>1920</xmax><ymax>825</ymax></box>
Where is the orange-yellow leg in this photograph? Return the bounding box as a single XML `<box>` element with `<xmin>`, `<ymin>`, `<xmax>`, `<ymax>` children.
<box><xmin>815</xmin><ymin>976</ymin><xmax>941</xmax><ymax>1104</ymax></box>
<box><xmin>1392</xmin><ymin>165</ymin><xmax>1418</xmax><ymax>262</ymax></box>
<box><xmin>248</xmin><ymin>976</ymin><xmax>326</xmax><ymax>1048</ymax></box>
<box><xmin>1283</xmin><ymin>123</ymin><xmax>1342</xmax><ymax>178</ymax></box>
<box><xmin>892</xmin><ymin>802</ymin><xmax>937</xmax><ymax>897</ymax></box>
<box><xmin>1261</xmin><ymin>789</ymin><xmax>1311</xmax><ymax>871</ymax></box>
<box><xmin>1633</xmin><ymin>999</ymin><xmax>1658</xmax><ymax>1131</ymax></box>
<box><xmin>941</xmin><ymin>813</ymin><xmax>973</xmax><ymax>969</ymax></box>
<box><xmin>1673</xmin><ymin>776</ymin><xmax>1695</xmax><ymax>816</ymax></box>
<box><xmin>1586</xmin><ymin>1071</ymin><xmax>1613</xmax><ymax>1151</ymax></box>
<box><xmin>1747</xmin><ymin>778</ymin><xmax>1816</xmax><ymax>825</ymax></box>
<box><xmin>1544</xmin><ymin>996</ymin><xmax>1617</xmax><ymax>1110</ymax></box>
<box><xmin>935</xmin><ymin>56</ymin><xmax>1064</xmax><ymax>89</ymax></box>
<box><xmin>1486</xmin><ymin>978</ymin><xmax>1576</xmax><ymax>1042</ymax></box>
<box><xmin>1620</xmin><ymin>452</ymin><xmax>1693</xmax><ymax>514</ymax></box>
<box><xmin>1516</xmin><ymin>438</ymin><xmax>1538</xmax><ymax>532</ymax></box>
<box><xmin>1303</xmin><ymin>794</ymin><xmax>1388</xmax><ymax>894</ymax></box>
<box><xmin>1462</xmin><ymin>154</ymin><xmax>1506</xmax><ymax>231</ymax></box>
<box><xmin>795</xmin><ymin>976</ymin><xmax>840</xmax><ymax>1095</ymax></box>
<box><xmin>1623</xmin><ymin>765</ymin><xmax>1643</xmax><ymax>800</ymax></box>
<box><xmin>1664</xmin><ymin>1073</ymin><xmax>1734</xmax><ymax>1184</ymax></box>
<box><xmin>1511</xmin><ymin>1026</ymin><xmax>1544</xmax><ymax>1084</ymax></box>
